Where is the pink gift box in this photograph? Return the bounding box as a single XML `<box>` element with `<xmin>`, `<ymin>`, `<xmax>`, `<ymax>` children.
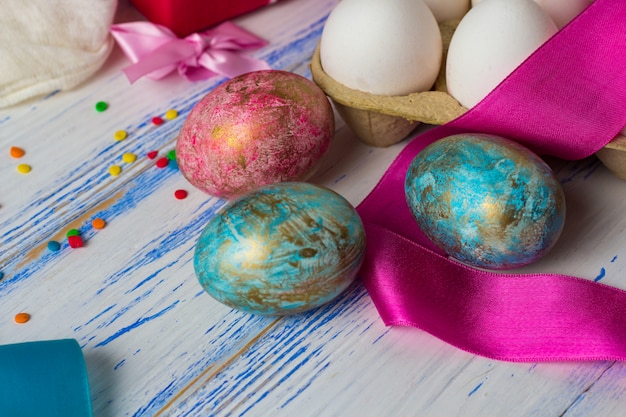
<box><xmin>130</xmin><ymin>0</ymin><xmax>279</xmax><ymax>37</ymax></box>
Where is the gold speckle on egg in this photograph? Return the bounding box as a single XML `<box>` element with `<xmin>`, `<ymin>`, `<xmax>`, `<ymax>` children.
<box><xmin>211</xmin><ymin>125</ymin><xmax>224</xmax><ymax>138</ymax></box>
<box><xmin>237</xmin><ymin>155</ymin><xmax>247</xmax><ymax>169</ymax></box>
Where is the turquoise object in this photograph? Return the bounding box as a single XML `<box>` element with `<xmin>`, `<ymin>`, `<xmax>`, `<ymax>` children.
<box><xmin>0</xmin><ymin>339</ymin><xmax>93</xmax><ymax>417</ymax></box>
<box><xmin>405</xmin><ymin>134</ymin><xmax>566</xmax><ymax>270</ymax></box>
<box><xmin>194</xmin><ymin>182</ymin><xmax>366</xmax><ymax>315</ymax></box>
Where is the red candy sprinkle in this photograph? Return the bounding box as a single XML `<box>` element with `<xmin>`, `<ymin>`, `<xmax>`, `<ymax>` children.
<box><xmin>155</xmin><ymin>157</ymin><xmax>169</xmax><ymax>168</ymax></box>
<box><xmin>147</xmin><ymin>150</ymin><xmax>158</xmax><ymax>159</ymax></box>
<box><xmin>174</xmin><ymin>189</ymin><xmax>188</xmax><ymax>199</ymax></box>
<box><xmin>152</xmin><ymin>116</ymin><xmax>164</xmax><ymax>126</ymax></box>
<box><xmin>68</xmin><ymin>235</ymin><xmax>83</xmax><ymax>248</ymax></box>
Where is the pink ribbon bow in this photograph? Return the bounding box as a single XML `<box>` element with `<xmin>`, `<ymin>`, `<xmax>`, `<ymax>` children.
<box><xmin>109</xmin><ymin>21</ymin><xmax>271</xmax><ymax>83</ymax></box>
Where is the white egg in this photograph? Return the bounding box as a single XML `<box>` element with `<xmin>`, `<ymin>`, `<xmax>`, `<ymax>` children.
<box><xmin>534</xmin><ymin>0</ymin><xmax>590</xmax><ymax>29</ymax></box>
<box><xmin>472</xmin><ymin>0</ymin><xmax>590</xmax><ymax>29</ymax></box>
<box><xmin>446</xmin><ymin>0</ymin><xmax>558</xmax><ymax>108</ymax></box>
<box><xmin>320</xmin><ymin>0</ymin><xmax>442</xmax><ymax>96</ymax></box>
<box><xmin>423</xmin><ymin>0</ymin><xmax>471</xmax><ymax>22</ymax></box>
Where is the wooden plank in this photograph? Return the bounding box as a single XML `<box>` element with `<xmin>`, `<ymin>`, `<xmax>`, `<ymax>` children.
<box><xmin>2</xmin><ymin>0</ymin><xmax>626</xmax><ymax>416</ymax></box>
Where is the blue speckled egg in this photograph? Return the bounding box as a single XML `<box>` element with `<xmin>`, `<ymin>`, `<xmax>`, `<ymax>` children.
<box><xmin>194</xmin><ymin>182</ymin><xmax>366</xmax><ymax>315</ymax></box>
<box><xmin>405</xmin><ymin>134</ymin><xmax>566</xmax><ymax>270</ymax></box>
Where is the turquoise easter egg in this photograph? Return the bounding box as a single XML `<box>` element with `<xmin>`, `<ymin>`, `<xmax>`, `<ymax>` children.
<box><xmin>404</xmin><ymin>134</ymin><xmax>566</xmax><ymax>270</ymax></box>
<box><xmin>194</xmin><ymin>182</ymin><xmax>366</xmax><ymax>315</ymax></box>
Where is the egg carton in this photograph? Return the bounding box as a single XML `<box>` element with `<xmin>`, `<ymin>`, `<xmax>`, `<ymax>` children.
<box><xmin>310</xmin><ymin>20</ymin><xmax>626</xmax><ymax>180</ymax></box>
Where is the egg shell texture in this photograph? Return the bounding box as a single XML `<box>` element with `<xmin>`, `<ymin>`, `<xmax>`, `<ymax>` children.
<box><xmin>176</xmin><ymin>70</ymin><xmax>334</xmax><ymax>198</ymax></box>
<box><xmin>194</xmin><ymin>182</ymin><xmax>366</xmax><ymax>315</ymax></box>
<box><xmin>405</xmin><ymin>134</ymin><xmax>565</xmax><ymax>270</ymax></box>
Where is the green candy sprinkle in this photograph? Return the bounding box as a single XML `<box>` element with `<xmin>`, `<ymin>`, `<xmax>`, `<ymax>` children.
<box><xmin>167</xmin><ymin>149</ymin><xmax>176</xmax><ymax>160</ymax></box>
<box><xmin>95</xmin><ymin>101</ymin><xmax>108</xmax><ymax>112</ymax></box>
<box><xmin>66</xmin><ymin>229</ymin><xmax>81</xmax><ymax>237</ymax></box>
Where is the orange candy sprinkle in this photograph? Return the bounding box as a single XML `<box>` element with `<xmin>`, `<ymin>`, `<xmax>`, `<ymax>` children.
<box><xmin>14</xmin><ymin>312</ymin><xmax>30</xmax><ymax>324</ymax></box>
<box><xmin>92</xmin><ymin>218</ymin><xmax>106</xmax><ymax>229</ymax></box>
<box><xmin>10</xmin><ymin>146</ymin><xmax>25</xmax><ymax>158</ymax></box>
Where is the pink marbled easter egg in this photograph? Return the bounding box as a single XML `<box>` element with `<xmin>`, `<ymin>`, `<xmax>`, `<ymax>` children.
<box><xmin>176</xmin><ymin>70</ymin><xmax>335</xmax><ymax>198</ymax></box>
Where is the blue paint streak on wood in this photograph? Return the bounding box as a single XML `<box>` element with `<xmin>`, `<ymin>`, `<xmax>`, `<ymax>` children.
<box><xmin>132</xmin><ymin>380</ymin><xmax>177</xmax><ymax>417</ymax></box>
<box><xmin>468</xmin><ymin>382</ymin><xmax>484</xmax><ymax>397</ymax></box>
<box><xmin>74</xmin><ymin>304</ymin><xmax>117</xmax><ymax>331</ymax></box>
<box><xmin>95</xmin><ymin>300</ymin><xmax>180</xmax><ymax>347</ymax></box>
<box><xmin>372</xmin><ymin>328</ymin><xmax>391</xmax><ymax>344</ymax></box>
<box><xmin>261</xmin><ymin>19</ymin><xmax>326</xmax><ymax>73</ymax></box>
<box><xmin>114</xmin><ymin>359</ymin><xmax>126</xmax><ymax>370</ymax></box>
<box><xmin>560</xmin><ymin>158</ymin><xmax>601</xmax><ymax>184</ymax></box>
<box><xmin>279</xmin><ymin>361</ymin><xmax>331</xmax><ymax>410</ymax></box>
<box><xmin>594</xmin><ymin>267</ymin><xmax>606</xmax><ymax>282</ymax></box>
<box><xmin>334</xmin><ymin>174</ymin><xmax>347</xmax><ymax>184</ymax></box>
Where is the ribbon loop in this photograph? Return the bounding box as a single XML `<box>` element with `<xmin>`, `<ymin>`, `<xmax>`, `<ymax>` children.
<box><xmin>110</xmin><ymin>21</ymin><xmax>270</xmax><ymax>83</ymax></box>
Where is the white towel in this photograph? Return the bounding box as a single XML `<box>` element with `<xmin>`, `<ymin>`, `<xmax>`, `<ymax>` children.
<box><xmin>0</xmin><ymin>0</ymin><xmax>118</xmax><ymax>108</ymax></box>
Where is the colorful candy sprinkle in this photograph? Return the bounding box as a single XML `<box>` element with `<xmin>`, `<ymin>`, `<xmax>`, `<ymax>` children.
<box><xmin>95</xmin><ymin>101</ymin><xmax>108</xmax><ymax>112</ymax></box>
<box><xmin>152</xmin><ymin>116</ymin><xmax>164</xmax><ymax>126</ymax></box>
<box><xmin>155</xmin><ymin>157</ymin><xmax>169</xmax><ymax>168</ymax></box>
<box><xmin>10</xmin><ymin>146</ymin><xmax>25</xmax><ymax>158</ymax></box>
<box><xmin>109</xmin><ymin>165</ymin><xmax>122</xmax><ymax>176</ymax></box>
<box><xmin>147</xmin><ymin>150</ymin><xmax>158</xmax><ymax>159</ymax></box>
<box><xmin>174</xmin><ymin>189</ymin><xmax>188</xmax><ymax>200</ymax></box>
<box><xmin>66</xmin><ymin>229</ymin><xmax>80</xmax><ymax>237</ymax></box>
<box><xmin>0</xmin><ymin>271</ymin><xmax>4</xmax><ymax>280</ymax></box>
<box><xmin>122</xmin><ymin>152</ymin><xmax>137</xmax><ymax>163</ymax></box>
<box><xmin>167</xmin><ymin>150</ymin><xmax>176</xmax><ymax>160</ymax></box>
<box><xmin>68</xmin><ymin>235</ymin><xmax>83</xmax><ymax>248</ymax></box>
<box><xmin>17</xmin><ymin>164</ymin><xmax>31</xmax><ymax>174</ymax></box>
<box><xmin>14</xmin><ymin>312</ymin><xmax>31</xmax><ymax>324</ymax></box>
<box><xmin>114</xmin><ymin>130</ymin><xmax>128</xmax><ymax>141</ymax></box>
<box><xmin>47</xmin><ymin>240</ymin><xmax>61</xmax><ymax>252</ymax></box>
<box><xmin>164</xmin><ymin>109</ymin><xmax>178</xmax><ymax>120</ymax></box>
<box><xmin>92</xmin><ymin>218</ymin><xmax>106</xmax><ymax>229</ymax></box>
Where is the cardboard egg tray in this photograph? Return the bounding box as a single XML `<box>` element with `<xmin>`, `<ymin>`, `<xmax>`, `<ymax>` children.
<box><xmin>310</xmin><ymin>20</ymin><xmax>626</xmax><ymax>180</ymax></box>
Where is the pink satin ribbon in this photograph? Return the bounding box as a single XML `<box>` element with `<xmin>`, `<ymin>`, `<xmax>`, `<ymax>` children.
<box><xmin>357</xmin><ymin>0</ymin><xmax>626</xmax><ymax>362</ymax></box>
<box><xmin>110</xmin><ymin>21</ymin><xmax>270</xmax><ymax>83</ymax></box>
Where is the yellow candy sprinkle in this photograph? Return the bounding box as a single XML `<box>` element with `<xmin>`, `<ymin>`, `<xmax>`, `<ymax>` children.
<box><xmin>122</xmin><ymin>152</ymin><xmax>137</xmax><ymax>163</ymax></box>
<box><xmin>164</xmin><ymin>109</ymin><xmax>178</xmax><ymax>120</ymax></box>
<box><xmin>114</xmin><ymin>130</ymin><xmax>128</xmax><ymax>141</ymax></box>
<box><xmin>17</xmin><ymin>164</ymin><xmax>31</xmax><ymax>174</ymax></box>
<box><xmin>109</xmin><ymin>165</ymin><xmax>122</xmax><ymax>176</ymax></box>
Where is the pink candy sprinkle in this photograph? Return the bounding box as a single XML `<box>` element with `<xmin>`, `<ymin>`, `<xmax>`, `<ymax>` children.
<box><xmin>155</xmin><ymin>157</ymin><xmax>169</xmax><ymax>168</ymax></box>
<box><xmin>174</xmin><ymin>190</ymin><xmax>188</xmax><ymax>200</ymax></box>
<box><xmin>68</xmin><ymin>235</ymin><xmax>83</xmax><ymax>248</ymax></box>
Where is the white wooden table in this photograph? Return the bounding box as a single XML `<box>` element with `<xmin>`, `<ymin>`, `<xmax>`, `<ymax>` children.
<box><xmin>2</xmin><ymin>1</ymin><xmax>626</xmax><ymax>416</ymax></box>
